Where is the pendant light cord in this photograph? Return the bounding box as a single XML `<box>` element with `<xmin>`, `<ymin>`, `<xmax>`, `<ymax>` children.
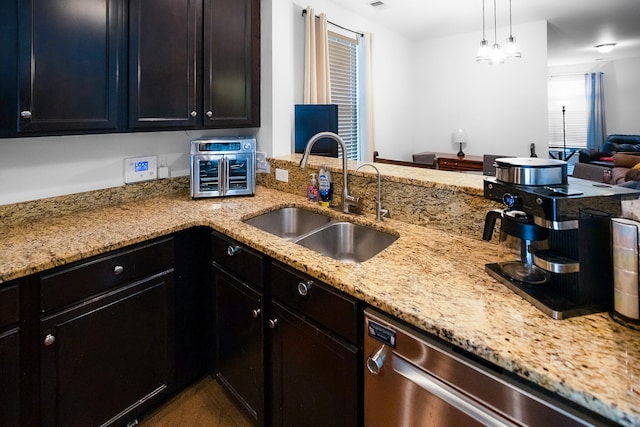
<box><xmin>482</xmin><ymin>0</ymin><xmax>486</xmax><ymax>40</ymax></box>
<box><xmin>509</xmin><ymin>0</ymin><xmax>513</xmax><ymax>37</ymax></box>
<box><xmin>493</xmin><ymin>0</ymin><xmax>497</xmax><ymax>43</ymax></box>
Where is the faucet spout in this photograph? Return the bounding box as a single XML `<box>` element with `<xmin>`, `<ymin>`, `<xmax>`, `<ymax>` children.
<box><xmin>300</xmin><ymin>132</ymin><xmax>358</xmax><ymax>214</ymax></box>
<box><xmin>355</xmin><ymin>163</ymin><xmax>388</xmax><ymax>221</ymax></box>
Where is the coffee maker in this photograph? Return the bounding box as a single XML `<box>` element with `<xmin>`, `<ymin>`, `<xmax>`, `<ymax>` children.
<box><xmin>483</xmin><ymin>158</ymin><xmax>640</xmax><ymax>319</ymax></box>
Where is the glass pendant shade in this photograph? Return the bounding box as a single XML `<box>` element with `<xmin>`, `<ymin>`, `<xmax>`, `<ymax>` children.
<box><xmin>489</xmin><ymin>43</ymin><xmax>505</xmax><ymax>65</ymax></box>
<box><xmin>476</xmin><ymin>39</ymin><xmax>491</xmax><ymax>61</ymax></box>
<box><xmin>505</xmin><ymin>36</ymin><xmax>521</xmax><ymax>59</ymax></box>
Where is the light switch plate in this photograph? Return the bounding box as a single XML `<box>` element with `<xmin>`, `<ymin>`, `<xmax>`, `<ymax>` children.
<box><xmin>124</xmin><ymin>155</ymin><xmax>157</xmax><ymax>184</ymax></box>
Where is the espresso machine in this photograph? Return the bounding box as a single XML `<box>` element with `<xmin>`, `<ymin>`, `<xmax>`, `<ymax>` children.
<box><xmin>483</xmin><ymin>158</ymin><xmax>640</xmax><ymax>319</ymax></box>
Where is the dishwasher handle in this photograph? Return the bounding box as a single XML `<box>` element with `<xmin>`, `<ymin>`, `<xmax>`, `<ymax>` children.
<box><xmin>366</xmin><ymin>345</ymin><xmax>388</xmax><ymax>375</ymax></box>
<box><xmin>392</xmin><ymin>356</ymin><xmax>517</xmax><ymax>427</ymax></box>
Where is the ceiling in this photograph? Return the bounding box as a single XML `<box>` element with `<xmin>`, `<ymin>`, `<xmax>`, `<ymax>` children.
<box><xmin>336</xmin><ymin>0</ymin><xmax>640</xmax><ymax>67</ymax></box>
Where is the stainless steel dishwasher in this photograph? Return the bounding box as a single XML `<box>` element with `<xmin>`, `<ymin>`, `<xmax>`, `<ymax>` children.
<box><xmin>363</xmin><ymin>309</ymin><xmax>605</xmax><ymax>426</ymax></box>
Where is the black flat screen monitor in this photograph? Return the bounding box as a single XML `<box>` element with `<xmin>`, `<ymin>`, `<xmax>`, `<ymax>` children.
<box><xmin>294</xmin><ymin>104</ymin><xmax>339</xmax><ymax>157</ymax></box>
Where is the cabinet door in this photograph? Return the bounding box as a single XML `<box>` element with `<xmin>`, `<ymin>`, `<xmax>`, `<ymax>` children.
<box><xmin>215</xmin><ymin>269</ymin><xmax>264</xmax><ymax>424</ymax></box>
<box><xmin>40</xmin><ymin>271</ymin><xmax>174</xmax><ymax>427</ymax></box>
<box><xmin>203</xmin><ymin>0</ymin><xmax>260</xmax><ymax>128</ymax></box>
<box><xmin>270</xmin><ymin>301</ymin><xmax>359</xmax><ymax>427</ymax></box>
<box><xmin>129</xmin><ymin>0</ymin><xmax>202</xmax><ymax>129</ymax></box>
<box><xmin>0</xmin><ymin>284</ymin><xmax>20</xmax><ymax>427</ymax></box>
<box><xmin>17</xmin><ymin>0</ymin><xmax>121</xmax><ymax>133</ymax></box>
<box><xmin>0</xmin><ymin>328</ymin><xmax>20</xmax><ymax>427</ymax></box>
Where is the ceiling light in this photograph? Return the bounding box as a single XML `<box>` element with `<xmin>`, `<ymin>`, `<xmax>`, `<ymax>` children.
<box><xmin>595</xmin><ymin>43</ymin><xmax>616</xmax><ymax>54</ymax></box>
<box><xmin>476</xmin><ymin>0</ymin><xmax>521</xmax><ymax>64</ymax></box>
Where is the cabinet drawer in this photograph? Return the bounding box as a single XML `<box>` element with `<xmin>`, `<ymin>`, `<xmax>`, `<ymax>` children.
<box><xmin>0</xmin><ymin>285</ymin><xmax>19</xmax><ymax>329</ymax></box>
<box><xmin>271</xmin><ymin>262</ymin><xmax>358</xmax><ymax>343</ymax></box>
<box><xmin>40</xmin><ymin>237</ymin><xmax>174</xmax><ymax>313</ymax></box>
<box><xmin>212</xmin><ymin>232</ymin><xmax>263</xmax><ymax>287</ymax></box>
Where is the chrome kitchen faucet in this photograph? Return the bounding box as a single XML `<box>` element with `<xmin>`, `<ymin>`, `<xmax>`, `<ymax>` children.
<box><xmin>300</xmin><ymin>132</ymin><xmax>359</xmax><ymax>214</ymax></box>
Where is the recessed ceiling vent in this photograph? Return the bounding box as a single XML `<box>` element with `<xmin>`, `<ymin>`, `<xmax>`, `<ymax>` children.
<box><xmin>370</xmin><ymin>1</ymin><xmax>384</xmax><ymax>7</ymax></box>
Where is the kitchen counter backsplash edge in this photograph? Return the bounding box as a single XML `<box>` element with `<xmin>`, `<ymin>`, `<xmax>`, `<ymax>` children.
<box><xmin>0</xmin><ymin>177</ymin><xmax>190</xmax><ymax>227</ymax></box>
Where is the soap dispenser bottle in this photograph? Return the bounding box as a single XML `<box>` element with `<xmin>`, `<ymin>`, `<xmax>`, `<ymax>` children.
<box><xmin>307</xmin><ymin>173</ymin><xmax>319</xmax><ymax>202</ymax></box>
<box><xmin>318</xmin><ymin>167</ymin><xmax>331</xmax><ymax>207</ymax></box>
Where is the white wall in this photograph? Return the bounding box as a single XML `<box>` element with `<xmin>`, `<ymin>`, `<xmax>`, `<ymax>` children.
<box><xmin>406</xmin><ymin>20</ymin><xmax>549</xmax><ymax>159</ymax></box>
<box><xmin>0</xmin><ymin>129</ymin><xmax>252</xmax><ymax>205</ymax></box>
<box><xmin>603</xmin><ymin>57</ymin><xmax>640</xmax><ymax>134</ymax></box>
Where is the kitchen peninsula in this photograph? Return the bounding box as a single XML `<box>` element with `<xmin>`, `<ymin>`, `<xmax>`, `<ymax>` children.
<box><xmin>1</xmin><ymin>162</ymin><xmax>639</xmax><ymax>426</ymax></box>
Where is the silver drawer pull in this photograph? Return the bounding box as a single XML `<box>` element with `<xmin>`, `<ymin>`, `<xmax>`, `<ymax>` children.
<box><xmin>206</xmin><ymin>110</ymin><xmax>213</xmax><ymax>118</ymax></box>
<box><xmin>227</xmin><ymin>245</ymin><xmax>241</xmax><ymax>256</ymax></box>
<box><xmin>20</xmin><ymin>110</ymin><xmax>32</xmax><ymax>118</ymax></box>
<box><xmin>44</xmin><ymin>334</ymin><xmax>56</xmax><ymax>346</ymax></box>
<box><xmin>252</xmin><ymin>308</ymin><xmax>261</xmax><ymax>319</ymax></box>
<box><xmin>190</xmin><ymin>110</ymin><xmax>198</xmax><ymax>117</ymax></box>
<box><xmin>113</xmin><ymin>265</ymin><xmax>124</xmax><ymax>275</ymax></box>
<box><xmin>297</xmin><ymin>281</ymin><xmax>313</xmax><ymax>296</ymax></box>
<box><xmin>268</xmin><ymin>318</ymin><xmax>278</xmax><ymax>329</ymax></box>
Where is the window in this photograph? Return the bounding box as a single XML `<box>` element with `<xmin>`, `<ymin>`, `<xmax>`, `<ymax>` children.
<box><xmin>328</xmin><ymin>32</ymin><xmax>359</xmax><ymax>160</ymax></box>
<box><xmin>548</xmin><ymin>75</ymin><xmax>588</xmax><ymax>149</ymax></box>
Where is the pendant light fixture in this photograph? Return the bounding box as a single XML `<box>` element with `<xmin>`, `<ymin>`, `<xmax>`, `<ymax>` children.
<box><xmin>505</xmin><ymin>0</ymin><xmax>521</xmax><ymax>59</ymax></box>
<box><xmin>475</xmin><ymin>0</ymin><xmax>490</xmax><ymax>61</ymax></box>
<box><xmin>476</xmin><ymin>0</ymin><xmax>521</xmax><ymax>64</ymax></box>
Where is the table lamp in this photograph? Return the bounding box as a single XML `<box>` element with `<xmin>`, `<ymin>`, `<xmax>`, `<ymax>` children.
<box><xmin>453</xmin><ymin>129</ymin><xmax>467</xmax><ymax>158</ymax></box>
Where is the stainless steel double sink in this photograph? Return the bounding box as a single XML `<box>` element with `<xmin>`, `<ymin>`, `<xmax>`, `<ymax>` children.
<box><xmin>243</xmin><ymin>207</ymin><xmax>398</xmax><ymax>263</ymax></box>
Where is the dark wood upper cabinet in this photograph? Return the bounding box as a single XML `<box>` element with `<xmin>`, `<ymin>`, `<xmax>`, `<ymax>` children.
<box><xmin>204</xmin><ymin>0</ymin><xmax>260</xmax><ymax>128</ymax></box>
<box><xmin>129</xmin><ymin>0</ymin><xmax>202</xmax><ymax>129</ymax></box>
<box><xmin>17</xmin><ymin>0</ymin><xmax>122</xmax><ymax>133</ymax></box>
<box><xmin>129</xmin><ymin>0</ymin><xmax>260</xmax><ymax>129</ymax></box>
<box><xmin>1</xmin><ymin>0</ymin><xmax>259</xmax><ymax>136</ymax></box>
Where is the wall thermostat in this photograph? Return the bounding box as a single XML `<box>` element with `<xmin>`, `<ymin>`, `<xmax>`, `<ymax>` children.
<box><xmin>124</xmin><ymin>155</ymin><xmax>157</xmax><ymax>184</ymax></box>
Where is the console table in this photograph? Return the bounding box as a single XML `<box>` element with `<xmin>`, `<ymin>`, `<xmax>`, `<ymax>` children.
<box><xmin>435</xmin><ymin>153</ymin><xmax>483</xmax><ymax>172</ymax></box>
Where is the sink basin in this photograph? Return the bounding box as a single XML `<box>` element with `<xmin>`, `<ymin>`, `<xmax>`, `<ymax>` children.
<box><xmin>295</xmin><ymin>222</ymin><xmax>398</xmax><ymax>263</ymax></box>
<box><xmin>244</xmin><ymin>207</ymin><xmax>333</xmax><ymax>240</ymax></box>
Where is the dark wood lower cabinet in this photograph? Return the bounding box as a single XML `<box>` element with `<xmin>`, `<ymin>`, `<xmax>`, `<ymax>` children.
<box><xmin>0</xmin><ymin>327</ymin><xmax>20</xmax><ymax>427</ymax></box>
<box><xmin>269</xmin><ymin>301</ymin><xmax>359</xmax><ymax>427</ymax></box>
<box><xmin>214</xmin><ymin>268</ymin><xmax>265</xmax><ymax>425</ymax></box>
<box><xmin>39</xmin><ymin>271</ymin><xmax>174</xmax><ymax>427</ymax></box>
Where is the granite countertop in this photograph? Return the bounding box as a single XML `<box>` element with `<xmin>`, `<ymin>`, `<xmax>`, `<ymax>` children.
<box><xmin>1</xmin><ymin>186</ymin><xmax>639</xmax><ymax>426</ymax></box>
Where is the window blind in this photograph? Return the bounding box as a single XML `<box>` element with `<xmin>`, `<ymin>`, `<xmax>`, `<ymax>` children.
<box><xmin>328</xmin><ymin>32</ymin><xmax>359</xmax><ymax>160</ymax></box>
<box><xmin>548</xmin><ymin>75</ymin><xmax>588</xmax><ymax>149</ymax></box>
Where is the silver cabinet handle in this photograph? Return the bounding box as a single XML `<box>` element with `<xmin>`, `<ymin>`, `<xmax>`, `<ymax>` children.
<box><xmin>268</xmin><ymin>318</ymin><xmax>278</xmax><ymax>329</ymax></box>
<box><xmin>297</xmin><ymin>280</ymin><xmax>313</xmax><ymax>296</ymax></box>
<box><xmin>252</xmin><ymin>308</ymin><xmax>261</xmax><ymax>319</ymax></box>
<box><xmin>227</xmin><ymin>245</ymin><xmax>241</xmax><ymax>256</ymax></box>
<box><xmin>206</xmin><ymin>111</ymin><xmax>213</xmax><ymax>118</ymax></box>
<box><xmin>366</xmin><ymin>345</ymin><xmax>387</xmax><ymax>375</ymax></box>
<box><xmin>113</xmin><ymin>265</ymin><xmax>124</xmax><ymax>275</ymax></box>
<box><xmin>190</xmin><ymin>110</ymin><xmax>198</xmax><ymax>117</ymax></box>
<box><xmin>44</xmin><ymin>334</ymin><xmax>56</xmax><ymax>346</ymax></box>
<box><xmin>20</xmin><ymin>110</ymin><xmax>32</xmax><ymax>119</ymax></box>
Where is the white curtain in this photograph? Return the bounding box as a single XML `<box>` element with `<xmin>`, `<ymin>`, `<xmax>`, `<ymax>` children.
<box><xmin>358</xmin><ymin>32</ymin><xmax>375</xmax><ymax>161</ymax></box>
<box><xmin>304</xmin><ymin>7</ymin><xmax>331</xmax><ymax>104</ymax></box>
